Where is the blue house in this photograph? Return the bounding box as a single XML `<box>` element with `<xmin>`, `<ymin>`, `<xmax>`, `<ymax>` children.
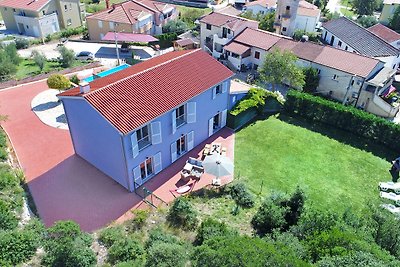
<box><xmin>58</xmin><ymin>50</ymin><xmax>234</xmax><ymax>192</ymax></box>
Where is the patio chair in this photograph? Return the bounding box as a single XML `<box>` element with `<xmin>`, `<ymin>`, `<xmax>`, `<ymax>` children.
<box><xmin>170</xmin><ymin>182</ymin><xmax>196</xmax><ymax>198</ymax></box>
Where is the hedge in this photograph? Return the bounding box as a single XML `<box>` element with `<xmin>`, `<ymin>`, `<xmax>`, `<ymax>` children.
<box><xmin>284</xmin><ymin>90</ymin><xmax>400</xmax><ymax>152</ymax></box>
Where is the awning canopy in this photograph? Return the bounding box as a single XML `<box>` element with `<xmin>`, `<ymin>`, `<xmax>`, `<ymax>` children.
<box><xmin>224</xmin><ymin>41</ymin><xmax>250</xmax><ymax>55</ymax></box>
<box><xmin>174</xmin><ymin>38</ymin><xmax>195</xmax><ymax>47</ymax></box>
<box><xmin>102</xmin><ymin>32</ymin><xmax>158</xmax><ymax>43</ymax></box>
<box><xmin>367</xmin><ymin>67</ymin><xmax>396</xmax><ymax>87</ymax></box>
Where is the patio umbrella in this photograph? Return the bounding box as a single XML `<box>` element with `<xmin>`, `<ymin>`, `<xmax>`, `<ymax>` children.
<box><xmin>203</xmin><ymin>154</ymin><xmax>234</xmax><ymax>178</ymax></box>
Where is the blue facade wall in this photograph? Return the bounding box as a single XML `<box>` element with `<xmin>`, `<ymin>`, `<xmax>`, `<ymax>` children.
<box><xmin>122</xmin><ymin>79</ymin><xmax>231</xmax><ymax>191</ymax></box>
<box><xmin>229</xmin><ymin>92</ymin><xmax>247</xmax><ymax>110</ymax></box>
<box><xmin>61</xmin><ymin>98</ymin><xmax>130</xmax><ymax>190</ymax></box>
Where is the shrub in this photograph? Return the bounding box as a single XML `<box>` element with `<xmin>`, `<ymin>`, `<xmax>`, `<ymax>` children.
<box><xmin>15</xmin><ymin>38</ymin><xmax>30</xmax><ymax>49</ymax></box>
<box><xmin>58</xmin><ymin>46</ymin><xmax>75</xmax><ymax>67</ymax></box>
<box><xmin>47</xmin><ymin>74</ymin><xmax>71</xmax><ymax>90</ymax></box>
<box><xmin>0</xmin><ymin>228</ymin><xmax>39</xmax><ymax>265</ymax></box>
<box><xmin>302</xmin><ymin>67</ymin><xmax>320</xmax><ymax>93</ymax></box>
<box><xmin>145</xmin><ymin>242</ymin><xmax>188</xmax><ymax>267</ymax></box>
<box><xmin>129</xmin><ymin>209</ymin><xmax>149</xmax><ymax>230</ymax></box>
<box><xmin>284</xmin><ymin>90</ymin><xmax>400</xmax><ymax>153</ymax></box>
<box><xmin>226</xmin><ymin>183</ymin><xmax>255</xmax><ymax>208</ymax></box>
<box><xmin>98</xmin><ymin>226</ymin><xmax>125</xmax><ymax>248</ymax></box>
<box><xmin>31</xmin><ymin>50</ymin><xmax>47</xmax><ymax>72</ymax></box>
<box><xmin>145</xmin><ymin>227</ymin><xmax>181</xmax><ymax>249</ymax></box>
<box><xmin>0</xmin><ymin>199</ymin><xmax>18</xmax><ymax>230</ymax></box>
<box><xmin>107</xmin><ymin>237</ymin><xmax>145</xmax><ymax>265</ymax></box>
<box><xmin>167</xmin><ymin>197</ymin><xmax>198</xmax><ymax>230</ymax></box>
<box><xmin>69</xmin><ymin>74</ymin><xmax>80</xmax><ymax>85</ymax></box>
<box><xmin>195</xmin><ymin>218</ymin><xmax>236</xmax><ymax>245</ymax></box>
<box><xmin>293</xmin><ymin>30</ymin><xmax>320</xmax><ymax>42</ymax></box>
<box><xmin>155</xmin><ymin>32</ymin><xmax>178</xmax><ymax>48</ymax></box>
<box><xmin>162</xmin><ymin>19</ymin><xmax>188</xmax><ymax>34</ymax></box>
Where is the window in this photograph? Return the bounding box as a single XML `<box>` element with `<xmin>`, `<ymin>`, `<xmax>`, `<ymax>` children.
<box><xmin>206</xmin><ymin>24</ymin><xmax>211</xmax><ymax>30</ymax></box>
<box><xmin>215</xmin><ymin>84</ymin><xmax>222</xmax><ymax>95</ymax></box>
<box><xmin>109</xmin><ymin>21</ymin><xmax>114</xmax><ymax>30</ymax></box>
<box><xmin>4</xmin><ymin>8</ymin><xmax>6</xmax><ymax>11</ymax></box>
<box><xmin>286</xmin><ymin>6</ymin><xmax>290</xmax><ymax>10</ymax></box>
<box><xmin>26</xmin><ymin>25</ymin><xmax>29</xmax><ymax>29</ymax></box>
<box><xmin>64</xmin><ymin>4</ymin><xmax>67</xmax><ymax>10</ymax></box>
<box><xmin>140</xmin><ymin>157</ymin><xmax>153</xmax><ymax>179</ymax></box>
<box><xmin>332</xmin><ymin>74</ymin><xmax>338</xmax><ymax>81</ymax></box>
<box><xmin>176</xmin><ymin>135</ymin><xmax>186</xmax><ymax>155</ymax></box>
<box><xmin>345</xmin><ymin>46</ymin><xmax>348</xmax><ymax>51</ymax></box>
<box><xmin>351</xmin><ymin>80</ymin><xmax>354</xmax><ymax>86</ymax></box>
<box><xmin>13</xmin><ymin>8</ymin><xmax>16</xmax><ymax>12</ymax></box>
<box><xmin>338</xmin><ymin>41</ymin><xmax>342</xmax><ymax>47</ymax></box>
<box><xmin>42</xmin><ymin>10</ymin><xmax>45</xmax><ymax>15</ymax></box>
<box><xmin>317</xmin><ymin>69</ymin><xmax>321</xmax><ymax>74</ymax></box>
<box><xmin>70</xmin><ymin>3</ymin><xmax>72</xmax><ymax>10</ymax></box>
<box><xmin>67</xmin><ymin>19</ymin><xmax>72</xmax><ymax>26</ymax></box>
<box><xmin>136</xmin><ymin>125</ymin><xmax>151</xmax><ymax>151</ymax></box>
<box><xmin>255</xmin><ymin>51</ymin><xmax>260</xmax><ymax>59</ymax></box>
<box><xmin>278</xmin><ymin>15</ymin><xmax>281</xmax><ymax>19</ymax></box>
<box><xmin>98</xmin><ymin>20</ymin><xmax>103</xmax><ymax>28</ymax></box>
<box><xmin>213</xmin><ymin>113</ymin><xmax>220</xmax><ymax>129</ymax></box>
<box><xmin>282</xmin><ymin>27</ymin><xmax>287</xmax><ymax>32</ymax></box>
<box><xmin>175</xmin><ymin>105</ymin><xmax>185</xmax><ymax>127</ymax></box>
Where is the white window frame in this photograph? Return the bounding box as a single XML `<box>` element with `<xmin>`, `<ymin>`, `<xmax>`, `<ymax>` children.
<box><xmin>136</xmin><ymin>124</ymin><xmax>151</xmax><ymax>151</ymax></box>
<box><xmin>98</xmin><ymin>20</ymin><xmax>103</xmax><ymax>28</ymax></box>
<box><xmin>332</xmin><ymin>74</ymin><xmax>338</xmax><ymax>81</ymax></box>
<box><xmin>175</xmin><ymin>104</ymin><xmax>186</xmax><ymax>128</ymax></box>
<box><xmin>139</xmin><ymin>157</ymin><xmax>154</xmax><ymax>180</ymax></box>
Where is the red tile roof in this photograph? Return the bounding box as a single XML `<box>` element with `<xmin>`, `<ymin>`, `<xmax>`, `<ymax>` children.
<box><xmin>0</xmin><ymin>0</ymin><xmax>51</xmax><ymax>11</ymax></box>
<box><xmin>200</xmin><ymin>12</ymin><xmax>258</xmax><ymax>31</ymax></box>
<box><xmin>245</xmin><ymin>0</ymin><xmax>276</xmax><ymax>8</ymax></box>
<box><xmin>224</xmin><ymin>41</ymin><xmax>250</xmax><ymax>54</ymax></box>
<box><xmin>368</xmin><ymin>23</ymin><xmax>400</xmax><ymax>43</ymax></box>
<box><xmin>86</xmin><ymin>0</ymin><xmax>174</xmax><ymax>25</ymax></box>
<box><xmin>233</xmin><ymin>28</ymin><xmax>381</xmax><ymax>78</ymax></box>
<box><xmin>174</xmin><ymin>38</ymin><xmax>195</xmax><ymax>46</ymax></box>
<box><xmin>59</xmin><ymin>50</ymin><xmax>234</xmax><ymax>134</ymax></box>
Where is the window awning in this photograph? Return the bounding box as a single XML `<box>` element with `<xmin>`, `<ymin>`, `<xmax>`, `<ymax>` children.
<box><xmin>102</xmin><ymin>32</ymin><xmax>159</xmax><ymax>43</ymax></box>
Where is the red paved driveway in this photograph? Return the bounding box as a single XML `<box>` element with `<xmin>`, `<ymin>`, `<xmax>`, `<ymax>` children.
<box><xmin>0</xmin><ymin>80</ymin><xmax>142</xmax><ymax>231</ymax></box>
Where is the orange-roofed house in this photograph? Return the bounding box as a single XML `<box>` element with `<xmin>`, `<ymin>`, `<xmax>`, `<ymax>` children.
<box><xmin>57</xmin><ymin>49</ymin><xmax>234</xmax><ymax>192</ymax></box>
<box><xmin>86</xmin><ymin>0</ymin><xmax>177</xmax><ymax>41</ymax></box>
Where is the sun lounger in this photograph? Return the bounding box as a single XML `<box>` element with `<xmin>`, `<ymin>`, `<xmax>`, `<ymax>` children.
<box><xmin>170</xmin><ymin>182</ymin><xmax>196</xmax><ymax>198</ymax></box>
<box><xmin>379</xmin><ymin>181</ymin><xmax>400</xmax><ymax>194</ymax></box>
<box><xmin>381</xmin><ymin>203</ymin><xmax>400</xmax><ymax>214</ymax></box>
<box><xmin>380</xmin><ymin>191</ymin><xmax>400</xmax><ymax>205</ymax></box>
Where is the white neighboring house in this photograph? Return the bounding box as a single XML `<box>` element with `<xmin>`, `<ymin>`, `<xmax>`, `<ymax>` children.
<box><xmin>295</xmin><ymin>0</ymin><xmax>320</xmax><ymax>33</ymax></box>
<box><xmin>199</xmin><ymin>12</ymin><xmax>258</xmax><ymax>60</ymax></box>
<box><xmin>242</xmin><ymin>0</ymin><xmax>277</xmax><ymax>15</ymax></box>
<box><xmin>321</xmin><ymin>17</ymin><xmax>400</xmax><ymax>70</ymax></box>
<box><xmin>368</xmin><ymin>23</ymin><xmax>400</xmax><ymax>50</ymax></box>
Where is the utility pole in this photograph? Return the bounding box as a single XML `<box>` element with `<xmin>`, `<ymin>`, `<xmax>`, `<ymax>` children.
<box><xmin>114</xmin><ymin>22</ymin><xmax>120</xmax><ymax>66</ymax></box>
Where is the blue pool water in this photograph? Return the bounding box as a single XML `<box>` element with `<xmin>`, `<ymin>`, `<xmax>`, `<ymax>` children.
<box><xmin>83</xmin><ymin>63</ymin><xmax>130</xmax><ymax>82</ymax></box>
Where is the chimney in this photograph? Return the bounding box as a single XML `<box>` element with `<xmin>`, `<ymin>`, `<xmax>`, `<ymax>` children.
<box><xmin>79</xmin><ymin>81</ymin><xmax>90</xmax><ymax>94</ymax></box>
<box><xmin>106</xmin><ymin>0</ymin><xmax>110</xmax><ymax>9</ymax></box>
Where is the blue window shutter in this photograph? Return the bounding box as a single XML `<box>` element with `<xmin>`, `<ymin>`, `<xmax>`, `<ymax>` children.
<box><xmin>131</xmin><ymin>132</ymin><xmax>139</xmax><ymax>158</ymax></box>
<box><xmin>151</xmin><ymin>121</ymin><xmax>162</xmax><ymax>145</ymax></box>
<box><xmin>133</xmin><ymin>165</ymin><xmax>142</xmax><ymax>187</ymax></box>
<box><xmin>187</xmin><ymin>131</ymin><xmax>194</xmax><ymax>151</ymax></box>
<box><xmin>222</xmin><ymin>81</ymin><xmax>228</xmax><ymax>93</ymax></box>
<box><xmin>212</xmin><ymin>87</ymin><xmax>216</xmax><ymax>99</ymax></box>
<box><xmin>172</xmin><ymin>110</ymin><xmax>176</xmax><ymax>134</ymax></box>
<box><xmin>187</xmin><ymin>102</ymin><xmax>196</xmax><ymax>123</ymax></box>
<box><xmin>153</xmin><ymin>152</ymin><xmax>162</xmax><ymax>174</ymax></box>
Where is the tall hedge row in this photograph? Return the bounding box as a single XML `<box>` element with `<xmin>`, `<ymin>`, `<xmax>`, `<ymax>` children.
<box><xmin>284</xmin><ymin>90</ymin><xmax>400</xmax><ymax>152</ymax></box>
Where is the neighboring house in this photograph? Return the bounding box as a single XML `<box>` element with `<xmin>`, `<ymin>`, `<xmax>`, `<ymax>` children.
<box><xmin>0</xmin><ymin>0</ymin><xmax>84</xmax><ymax>38</ymax></box>
<box><xmin>58</xmin><ymin>49</ymin><xmax>234</xmax><ymax>192</ymax></box>
<box><xmin>86</xmin><ymin>0</ymin><xmax>177</xmax><ymax>41</ymax></box>
<box><xmin>242</xmin><ymin>0</ymin><xmax>277</xmax><ymax>15</ymax></box>
<box><xmin>380</xmin><ymin>0</ymin><xmax>400</xmax><ymax>25</ymax></box>
<box><xmin>218</xmin><ymin>27</ymin><xmax>398</xmax><ymax>118</ymax></box>
<box><xmin>199</xmin><ymin>12</ymin><xmax>258</xmax><ymax>59</ymax></box>
<box><xmin>274</xmin><ymin>0</ymin><xmax>320</xmax><ymax>36</ymax></box>
<box><xmin>217</xmin><ymin>5</ymin><xmax>242</xmax><ymax>17</ymax></box>
<box><xmin>321</xmin><ymin>17</ymin><xmax>400</xmax><ymax>70</ymax></box>
<box><xmin>368</xmin><ymin>23</ymin><xmax>400</xmax><ymax>49</ymax></box>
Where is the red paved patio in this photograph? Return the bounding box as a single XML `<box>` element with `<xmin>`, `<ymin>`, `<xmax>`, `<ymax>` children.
<box><xmin>0</xmin><ymin>79</ymin><xmax>235</xmax><ymax>231</ymax></box>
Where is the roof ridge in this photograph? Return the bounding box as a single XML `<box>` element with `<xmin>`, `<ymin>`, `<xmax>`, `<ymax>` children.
<box><xmin>131</xmin><ymin>0</ymin><xmax>158</xmax><ymax>14</ymax></box>
<box><xmin>121</xmin><ymin>1</ymin><xmax>135</xmax><ymax>24</ymax></box>
<box><xmin>85</xmin><ymin>50</ymin><xmax>199</xmax><ymax>97</ymax></box>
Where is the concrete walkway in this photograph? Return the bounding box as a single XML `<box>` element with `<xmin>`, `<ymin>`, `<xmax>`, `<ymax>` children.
<box><xmin>31</xmin><ymin>89</ymin><xmax>68</xmax><ymax>130</ymax></box>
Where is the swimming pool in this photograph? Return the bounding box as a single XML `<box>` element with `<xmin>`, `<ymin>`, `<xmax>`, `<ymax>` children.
<box><xmin>83</xmin><ymin>63</ymin><xmax>130</xmax><ymax>82</ymax></box>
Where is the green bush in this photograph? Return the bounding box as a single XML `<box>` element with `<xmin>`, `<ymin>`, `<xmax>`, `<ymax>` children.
<box><xmin>145</xmin><ymin>227</ymin><xmax>181</xmax><ymax>249</ymax></box>
<box><xmin>284</xmin><ymin>90</ymin><xmax>400</xmax><ymax>152</ymax></box>
<box><xmin>15</xmin><ymin>38</ymin><xmax>30</xmax><ymax>49</ymax></box>
<box><xmin>167</xmin><ymin>197</ymin><xmax>198</xmax><ymax>230</ymax></box>
<box><xmin>145</xmin><ymin>241</ymin><xmax>188</xmax><ymax>267</ymax></box>
<box><xmin>129</xmin><ymin>209</ymin><xmax>149</xmax><ymax>230</ymax></box>
<box><xmin>58</xmin><ymin>46</ymin><xmax>75</xmax><ymax>68</ymax></box>
<box><xmin>0</xmin><ymin>200</ymin><xmax>18</xmax><ymax>230</ymax></box>
<box><xmin>47</xmin><ymin>74</ymin><xmax>71</xmax><ymax>90</ymax></box>
<box><xmin>69</xmin><ymin>74</ymin><xmax>80</xmax><ymax>85</ymax></box>
<box><xmin>162</xmin><ymin>19</ymin><xmax>188</xmax><ymax>34</ymax></box>
<box><xmin>196</xmin><ymin>218</ymin><xmax>236</xmax><ymax>245</ymax></box>
<box><xmin>98</xmin><ymin>226</ymin><xmax>125</xmax><ymax>248</ymax></box>
<box><xmin>155</xmin><ymin>32</ymin><xmax>178</xmax><ymax>49</ymax></box>
<box><xmin>107</xmin><ymin>237</ymin><xmax>145</xmax><ymax>265</ymax></box>
<box><xmin>0</xmin><ymin>229</ymin><xmax>39</xmax><ymax>266</ymax></box>
<box><xmin>226</xmin><ymin>183</ymin><xmax>255</xmax><ymax>208</ymax></box>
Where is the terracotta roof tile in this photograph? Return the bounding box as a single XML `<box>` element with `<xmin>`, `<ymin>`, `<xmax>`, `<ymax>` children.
<box><xmin>368</xmin><ymin>23</ymin><xmax>400</xmax><ymax>43</ymax></box>
<box><xmin>59</xmin><ymin>50</ymin><xmax>234</xmax><ymax>134</ymax></box>
<box><xmin>0</xmin><ymin>0</ymin><xmax>51</xmax><ymax>11</ymax></box>
<box><xmin>175</xmin><ymin>38</ymin><xmax>195</xmax><ymax>46</ymax></box>
<box><xmin>224</xmin><ymin>41</ymin><xmax>250</xmax><ymax>54</ymax></box>
<box><xmin>234</xmin><ymin>28</ymin><xmax>286</xmax><ymax>50</ymax></box>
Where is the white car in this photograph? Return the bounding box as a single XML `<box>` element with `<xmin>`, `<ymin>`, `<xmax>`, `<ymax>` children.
<box><xmin>380</xmin><ymin>191</ymin><xmax>400</xmax><ymax>205</ymax></box>
<box><xmin>75</xmin><ymin>51</ymin><xmax>94</xmax><ymax>61</ymax></box>
<box><xmin>379</xmin><ymin>181</ymin><xmax>400</xmax><ymax>194</ymax></box>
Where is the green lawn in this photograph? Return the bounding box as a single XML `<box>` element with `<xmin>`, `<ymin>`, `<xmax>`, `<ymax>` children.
<box><xmin>340</xmin><ymin>7</ymin><xmax>356</xmax><ymax>18</ymax></box>
<box><xmin>234</xmin><ymin>114</ymin><xmax>395</xmax><ymax>214</ymax></box>
<box><xmin>15</xmin><ymin>59</ymin><xmax>86</xmax><ymax>80</ymax></box>
<box><xmin>190</xmin><ymin>114</ymin><xmax>395</xmax><ymax>233</ymax></box>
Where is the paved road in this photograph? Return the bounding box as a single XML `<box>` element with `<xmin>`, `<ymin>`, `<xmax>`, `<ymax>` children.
<box><xmin>0</xmin><ymin>80</ymin><xmax>142</xmax><ymax>231</ymax></box>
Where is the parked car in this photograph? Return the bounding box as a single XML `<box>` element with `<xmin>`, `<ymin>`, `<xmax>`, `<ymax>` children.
<box><xmin>76</xmin><ymin>51</ymin><xmax>94</xmax><ymax>61</ymax></box>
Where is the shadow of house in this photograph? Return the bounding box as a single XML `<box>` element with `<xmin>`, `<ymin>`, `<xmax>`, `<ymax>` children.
<box><xmin>56</xmin><ymin>114</ymin><xmax>67</xmax><ymax>124</ymax></box>
<box><xmin>32</xmin><ymin>101</ymin><xmax>61</xmax><ymax>112</ymax></box>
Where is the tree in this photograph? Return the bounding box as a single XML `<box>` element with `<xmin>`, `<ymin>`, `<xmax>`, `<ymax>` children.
<box><xmin>259</xmin><ymin>48</ymin><xmax>305</xmax><ymax>91</ymax></box>
<box><xmin>390</xmin><ymin>6</ymin><xmax>400</xmax><ymax>31</ymax></box>
<box><xmin>4</xmin><ymin>44</ymin><xmax>21</xmax><ymax>65</ymax></box>
<box><xmin>31</xmin><ymin>50</ymin><xmax>47</xmax><ymax>72</ymax></box>
<box><xmin>162</xmin><ymin>19</ymin><xmax>188</xmax><ymax>34</ymax></box>
<box><xmin>167</xmin><ymin>197</ymin><xmax>198</xmax><ymax>229</ymax></box>
<box><xmin>107</xmin><ymin>238</ymin><xmax>145</xmax><ymax>265</ymax></box>
<box><xmin>58</xmin><ymin>46</ymin><xmax>75</xmax><ymax>67</ymax></box>
<box><xmin>351</xmin><ymin>0</ymin><xmax>378</xmax><ymax>16</ymax></box>
<box><xmin>47</xmin><ymin>74</ymin><xmax>71</xmax><ymax>91</ymax></box>
<box><xmin>284</xmin><ymin>186</ymin><xmax>306</xmax><ymax>229</ymax></box>
<box><xmin>196</xmin><ymin>218</ymin><xmax>236</xmax><ymax>245</ymax></box>
<box><xmin>241</xmin><ymin>11</ymin><xmax>275</xmax><ymax>32</ymax></box>
<box><xmin>357</xmin><ymin>16</ymin><xmax>378</xmax><ymax>28</ymax></box>
<box><xmin>145</xmin><ymin>242</ymin><xmax>188</xmax><ymax>267</ymax></box>
<box><xmin>302</xmin><ymin>67</ymin><xmax>320</xmax><ymax>93</ymax></box>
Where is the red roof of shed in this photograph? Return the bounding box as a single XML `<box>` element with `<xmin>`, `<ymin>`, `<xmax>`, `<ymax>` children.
<box><xmin>0</xmin><ymin>0</ymin><xmax>50</xmax><ymax>11</ymax></box>
<box><xmin>59</xmin><ymin>50</ymin><xmax>234</xmax><ymax>134</ymax></box>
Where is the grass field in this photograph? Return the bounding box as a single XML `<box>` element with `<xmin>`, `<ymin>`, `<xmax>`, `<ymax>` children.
<box><xmin>340</xmin><ymin>7</ymin><xmax>356</xmax><ymax>18</ymax></box>
<box><xmin>190</xmin><ymin>114</ymin><xmax>396</xmax><ymax>233</ymax></box>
